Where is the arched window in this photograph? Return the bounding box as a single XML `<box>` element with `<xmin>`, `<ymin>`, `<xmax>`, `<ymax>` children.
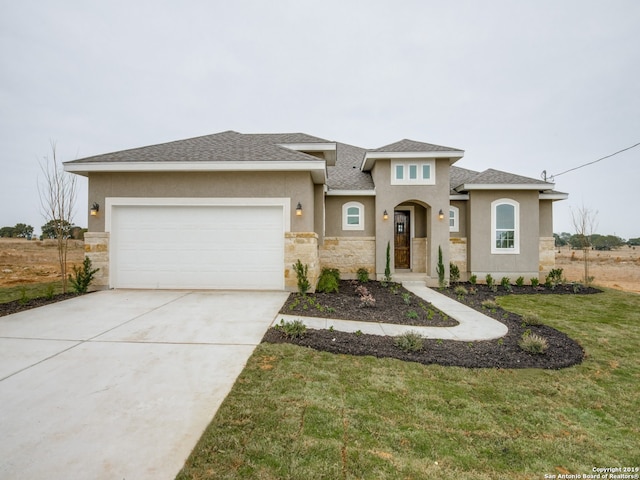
<box><xmin>342</xmin><ymin>202</ymin><xmax>364</xmax><ymax>230</ymax></box>
<box><xmin>449</xmin><ymin>206</ymin><xmax>459</xmax><ymax>233</ymax></box>
<box><xmin>491</xmin><ymin>199</ymin><xmax>519</xmax><ymax>254</ymax></box>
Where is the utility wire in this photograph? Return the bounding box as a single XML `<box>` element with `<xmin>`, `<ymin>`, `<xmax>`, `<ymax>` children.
<box><xmin>544</xmin><ymin>141</ymin><xmax>640</xmax><ymax>182</ymax></box>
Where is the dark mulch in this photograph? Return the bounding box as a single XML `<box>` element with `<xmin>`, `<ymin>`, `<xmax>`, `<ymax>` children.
<box><xmin>0</xmin><ymin>293</ymin><xmax>83</xmax><ymax>318</ymax></box>
<box><xmin>281</xmin><ymin>280</ymin><xmax>457</xmax><ymax>327</ymax></box>
<box><xmin>266</xmin><ymin>281</ymin><xmax>602</xmax><ymax>370</ymax></box>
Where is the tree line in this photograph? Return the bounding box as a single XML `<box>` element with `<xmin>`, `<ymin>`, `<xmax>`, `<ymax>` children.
<box><xmin>554</xmin><ymin>232</ymin><xmax>640</xmax><ymax>250</ymax></box>
<box><xmin>0</xmin><ymin>220</ymin><xmax>85</xmax><ymax>240</ymax></box>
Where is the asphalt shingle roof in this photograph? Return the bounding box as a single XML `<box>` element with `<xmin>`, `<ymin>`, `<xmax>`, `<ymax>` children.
<box><xmin>326</xmin><ymin>142</ymin><xmax>375</xmax><ymax>191</ymax></box>
<box><xmin>372</xmin><ymin>139</ymin><xmax>463</xmax><ymax>153</ymax></box>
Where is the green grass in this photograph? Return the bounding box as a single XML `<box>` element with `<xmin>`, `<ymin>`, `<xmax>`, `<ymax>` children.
<box><xmin>179</xmin><ymin>289</ymin><xmax>639</xmax><ymax>479</ymax></box>
<box><xmin>0</xmin><ymin>281</ymin><xmax>65</xmax><ymax>304</ymax></box>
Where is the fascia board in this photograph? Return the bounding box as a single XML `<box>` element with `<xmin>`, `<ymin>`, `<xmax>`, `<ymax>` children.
<box><xmin>325</xmin><ymin>189</ymin><xmax>376</xmax><ymax>196</ymax></box>
<box><xmin>539</xmin><ymin>192</ymin><xmax>569</xmax><ymax>200</ymax></box>
<box><xmin>361</xmin><ymin>150</ymin><xmax>464</xmax><ymax>171</ymax></box>
<box><xmin>64</xmin><ymin>160</ymin><xmax>327</xmax><ymax>183</ymax></box>
<box><xmin>277</xmin><ymin>142</ymin><xmax>336</xmax><ymax>151</ymax></box>
<box><xmin>449</xmin><ymin>194</ymin><xmax>469</xmax><ymax>200</ymax></box>
<box><xmin>461</xmin><ymin>183</ymin><xmax>554</xmax><ymax>191</ymax></box>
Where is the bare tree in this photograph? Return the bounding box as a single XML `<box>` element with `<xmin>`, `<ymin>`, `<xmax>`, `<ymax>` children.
<box><xmin>38</xmin><ymin>141</ymin><xmax>77</xmax><ymax>292</ymax></box>
<box><xmin>570</xmin><ymin>204</ymin><xmax>598</xmax><ymax>286</ymax></box>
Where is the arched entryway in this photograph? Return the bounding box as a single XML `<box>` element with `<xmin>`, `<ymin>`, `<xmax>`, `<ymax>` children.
<box><xmin>393</xmin><ymin>200</ymin><xmax>431</xmax><ymax>273</ymax></box>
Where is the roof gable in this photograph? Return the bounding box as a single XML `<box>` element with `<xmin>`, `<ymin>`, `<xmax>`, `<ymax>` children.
<box><xmin>454</xmin><ymin>168</ymin><xmax>555</xmax><ymax>191</ymax></box>
<box><xmin>373</xmin><ymin>138</ymin><xmax>463</xmax><ymax>153</ymax></box>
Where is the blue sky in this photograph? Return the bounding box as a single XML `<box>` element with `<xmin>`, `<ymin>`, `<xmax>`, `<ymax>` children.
<box><xmin>1</xmin><ymin>0</ymin><xmax>639</xmax><ymax>238</ymax></box>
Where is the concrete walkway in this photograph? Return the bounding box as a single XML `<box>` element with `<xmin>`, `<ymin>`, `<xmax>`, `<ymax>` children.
<box><xmin>278</xmin><ymin>282</ymin><xmax>508</xmax><ymax>341</ymax></box>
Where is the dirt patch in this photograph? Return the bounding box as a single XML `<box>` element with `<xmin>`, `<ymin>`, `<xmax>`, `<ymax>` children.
<box><xmin>266</xmin><ymin>282</ymin><xmax>595</xmax><ymax>369</ymax></box>
<box><xmin>0</xmin><ymin>238</ymin><xmax>84</xmax><ymax>287</ymax></box>
<box><xmin>556</xmin><ymin>246</ymin><xmax>640</xmax><ymax>294</ymax></box>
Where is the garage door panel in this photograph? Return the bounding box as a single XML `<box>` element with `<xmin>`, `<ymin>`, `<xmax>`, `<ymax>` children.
<box><xmin>112</xmin><ymin>205</ymin><xmax>284</xmax><ymax>290</ymax></box>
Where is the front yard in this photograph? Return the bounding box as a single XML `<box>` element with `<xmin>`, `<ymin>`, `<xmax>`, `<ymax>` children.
<box><xmin>177</xmin><ymin>287</ymin><xmax>640</xmax><ymax>479</ymax></box>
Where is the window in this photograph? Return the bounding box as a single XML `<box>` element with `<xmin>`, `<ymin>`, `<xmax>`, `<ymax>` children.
<box><xmin>449</xmin><ymin>206</ymin><xmax>459</xmax><ymax>232</ymax></box>
<box><xmin>491</xmin><ymin>199</ymin><xmax>519</xmax><ymax>254</ymax></box>
<box><xmin>391</xmin><ymin>160</ymin><xmax>435</xmax><ymax>185</ymax></box>
<box><xmin>342</xmin><ymin>201</ymin><xmax>364</xmax><ymax>230</ymax></box>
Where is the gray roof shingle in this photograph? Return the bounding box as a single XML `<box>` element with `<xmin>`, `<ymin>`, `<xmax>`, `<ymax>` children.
<box><xmin>327</xmin><ymin>142</ymin><xmax>375</xmax><ymax>191</ymax></box>
<box><xmin>372</xmin><ymin>139</ymin><xmax>463</xmax><ymax>153</ymax></box>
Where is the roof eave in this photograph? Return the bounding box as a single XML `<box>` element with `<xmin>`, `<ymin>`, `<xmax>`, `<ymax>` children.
<box><xmin>539</xmin><ymin>192</ymin><xmax>569</xmax><ymax>201</ymax></box>
<box><xmin>63</xmin><ymin>160</ymin><xmax>328</xmax><ymax>184</ymax></box>
<box><xmin>361</xmin><ymin>150</ymin><xmax>465</xmax><ymax>171</ymax></box>
<box><xmin>459</xmin><ymin>182</ymin><xmax>555</xmax><ymax>191</ymax></box>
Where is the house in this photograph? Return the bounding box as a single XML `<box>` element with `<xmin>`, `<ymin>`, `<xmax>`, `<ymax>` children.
<box><xmin>64</xmin><ymin>130</ymin><xmax>567</xmax><ymax>291</ymax></box>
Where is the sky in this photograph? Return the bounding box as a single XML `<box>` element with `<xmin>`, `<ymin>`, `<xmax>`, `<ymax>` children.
<box><xmin>1</xmin><ymin>0</ymin><xmax>639</xmax><ymax>238</ymax></box>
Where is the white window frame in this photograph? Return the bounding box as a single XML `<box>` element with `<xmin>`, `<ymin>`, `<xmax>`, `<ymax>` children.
<box><xmin>491</xmin><ymin>198</ymin><xmax>519</xmax><ymax>254</ymax></box>
<box><xmin>391</xmin><ymin>160</ymin><xmax>435</xmax><ymax>185</ymax></box>
<box><xmin>342</xmin><ymin>201</ymin><xmax>364</xmax><ymax>231</ymax></box>
<box><xmin>449</xmin><ymin>206</ymin><xmax>459</xmax><ymax>233</ymax></box>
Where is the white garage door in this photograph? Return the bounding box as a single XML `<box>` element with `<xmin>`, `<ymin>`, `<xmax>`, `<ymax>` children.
<box><xmin>111</xmin><ymin>204</ymin><xmax>284</xmax><ymax>290</ymax></box>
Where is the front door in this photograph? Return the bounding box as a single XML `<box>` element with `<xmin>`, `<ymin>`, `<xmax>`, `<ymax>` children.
<box><xmin>394</xmin><ymin>211</ymin><xmax>410</xmax><ymax>269</ymax></box>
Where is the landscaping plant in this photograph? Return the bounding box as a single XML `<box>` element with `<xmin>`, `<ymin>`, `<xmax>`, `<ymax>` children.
<box><xmin>293</xmin><ymin>259</ymin><xmax>310</xmax><ymax>295</ymax></box>
<box><xmin>436</xmin><ymin>245</ymin><xmax>445</xmax><ymax>288</ymax></box>
<box><xmin>68</xmin><ymin>257</ymin><xmax>99</xmax><ymax>294</ymax></box>
<box><xmin>449</xmin><ymin>262</ymin><xmax>460</xmax><ymax>283</ymax></box>
<box><xmin>383</xmin><ymin>241</ymin><xmax>392</xmax><ymax>284</ymax></box>
<box><xmin>356</xmin><ymin>267</ymin><xmax>370</xmax><ymax>283</ymax></box>
<box><xmin>316</xmin><ymin>268</ymin><xmax>340</xmax><ymax>293</ymax></box>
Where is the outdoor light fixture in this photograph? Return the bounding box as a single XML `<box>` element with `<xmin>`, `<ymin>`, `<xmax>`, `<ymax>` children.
<box><xmin>296</xmin><ymin>202</ymin><xmax>303</xmax><ymax>216</ymax></box>
<box><xmin>438</xmin><ymin>209</ymin><xmax>444</xmax><ymax>220</ymax></box>
<box><xmin>383</xmin><ymin>210</ymin><xmax>389</xmax><ymax>220</ymax></box>
<box><xmin>90</xmin><ymin>202</ymin><xmax>100</xmax><ymax>216</ymax></box>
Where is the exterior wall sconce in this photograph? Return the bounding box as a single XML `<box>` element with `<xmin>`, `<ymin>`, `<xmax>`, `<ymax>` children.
<box><xmin>90</xmin><ymin>202</ymin><xmax>100</xmax><ymax>216</ymax></box>
<box><xmin>383</xmin><ymin>210</ymin><xmax>389</xmax><ymax>220</ymax></box>
<box><xmin>438</xmin><ymin>209</ymin><xmax>444</xmax><ymax>220</ymax></box>
<box><xmin>296</xmin><ymin>202</ymin><xmax>303</xmax><ymax>216</ymax></box>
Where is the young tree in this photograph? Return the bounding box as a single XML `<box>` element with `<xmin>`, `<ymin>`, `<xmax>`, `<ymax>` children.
<box><xmin>38</xmin><ymin>142</ymin><xmax>77</xmax><ymax>292</ymax></box>
<box><xmin>570</xmin><ymin>205</ymin><xmax>598</xmax><ymax>286</ymax></box>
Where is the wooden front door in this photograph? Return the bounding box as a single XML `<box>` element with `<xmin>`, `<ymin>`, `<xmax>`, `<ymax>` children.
<box><xmin>394</xmin><ymin>211</ymin><xmax>410</xmax><ymax>269</ymax></box>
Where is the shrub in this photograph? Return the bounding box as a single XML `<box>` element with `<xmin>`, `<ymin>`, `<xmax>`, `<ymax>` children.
<box><xmin>356</xmin><ymin>268</ymin><xmax>369</xmax><ymax>283</ymax></box>
<box><xmin>69</xmin><ymin>257</ymin><xmax>100</xmax><ymax>294</ymax></box>
<box><xmin>519</xmin><ymin>332</ymin><xmax>548</xmax><ymax>354</ymax></box>
<box><xmin>500</xmin><ymin>276</ymin><xmax>512</xmax><ymax>292</ymax></box>
<box><xmin>359</xmin><ymin>294</ymin><xmax>376</xmax><ymax>308</ymax></box>
<box><xmin>481</xmin><ymin>299</ymin><xmax>498</xmax><ymax>310</ymax></box>
<box><xmin>515</xmin><ymin>276</ymin><xmax>525</xmax><ymax>287</ymax></box>
<box><xmin>18</xmin><ymin>287</ymin><xmax>29</xmax><ymax>305</ymax></box>
<box><xmin>485</xmin><ymin>274</ymin><xmax>494</xmax><ymax>288</ymax></box>
<box><xmin>545</xmin><ymin>268</ymin><xmax>564</xmax><ymax>288</ymax></box>
<box><xmin>406</xmin><ymin>310</ymin><xmax>419</xmax><ymax>320</ymax></box>
<box><xmin>469</xmin><ymin>274</ymin><xmax>477</xmax><ymax>285</ymax></box>
<box><xmin>530</xmin><ymin>277</ymin><xmax>540</xmax><ymax>287</ymax></box>
<box><xmin>454</xmin><ymin>285</ymin><xmax>468</xmax><ymax>298</ymax></box>
<box><xmin>522</xmin><ymin>313</ymin><xmax>543</xmax><ymax>326</ymax></box>
<box><xmin>293</xmin><ymin>260</ymin><xmax>310</xmax><ymax>295</ymax></box>
<box><xmin>402</xmin><ymin>292</ymin><xmax>411</xmax><ymax>305</ymax></box>
<box><xmin>436</xmin><ymin>245</ymin><xmax>445</xmax><ymax>288</ymax></box>
<box><xmin>449</xmin><ymin>263</ymin><xmax>460</xmax><ymax>283</ymax></box>
<box><xmin>45</xmin><ymin>283</ymin><xmax>55</xmax><ymax>300</ymax></box>
<box><xmin>383</xmin><ymin>241</ymin><xmax>392</xmax><ymax>284</ymax></box>
<box><xmin>316</xmin><ymin>268</ymin><xmax>340</xmax><ymax>293</ymax></box>
<box><xmin>394</xmin><ymin>330</ymin><xmax>424</xmax><ymax>352</ymax></box>
<box><xmin>275</xmin><ymin>319</ymin><xmax>307</xmax><ymax>339</ymax></box>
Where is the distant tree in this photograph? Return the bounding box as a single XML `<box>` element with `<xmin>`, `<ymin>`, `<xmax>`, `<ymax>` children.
<box><xmin>0</xmin><ymin>226</ymin><xmax>16</xmax><ymax>237</ymax></box>
<box><xmin>570</xmin><ymin>205</ymin><xmax>598</xmax><ymax>286</ymax></box>
<box><xmin>14</xmin><ymin>223</ymin><xmax>34</xmax><ymax>238</ymax></box>
<box><xmin>554</xmin><ymin>233</ymin><xmax>568</xmax><ymax>247</ymax></box>
<box><xmin>628</xmin><ymin>238</ymin><xmax>640</xmax><ymax>246</ymax></box>
<box><xmin>41</xmin><ymin>219</ymin><xmax>73</xmax><ymax>239</ymax></box>
<box><xmin>38</xmin><ymin>142</ymin><xmax>78</xmax><ymax>292</ymax></box>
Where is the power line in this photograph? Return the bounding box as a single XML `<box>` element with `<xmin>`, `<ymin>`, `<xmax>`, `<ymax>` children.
<box><xmin>543</xmin><ymin>141</ymin><xmax>640</xmax><ymax>182</ymax></box>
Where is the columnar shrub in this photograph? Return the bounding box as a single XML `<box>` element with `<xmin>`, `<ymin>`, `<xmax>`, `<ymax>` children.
<box><xmin>293</xmin><ymin>260</ymin><xmax>310</xmax><ymax>295</ymax></box>
<box><xmin>436</xmin><ymin>245</ymin><xmax>445</xmax><ymax>288</ymax></box>
<box><xmin>449</xmin><ymin>263</ymin><xmax>460</xmax><ymax>283</ymax></box>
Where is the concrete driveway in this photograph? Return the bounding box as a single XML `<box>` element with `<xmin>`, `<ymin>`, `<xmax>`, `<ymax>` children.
<box><xmin>0</xmin><ymin>289</ymin><xmax>288</xmax><ymax>480</ymax></box>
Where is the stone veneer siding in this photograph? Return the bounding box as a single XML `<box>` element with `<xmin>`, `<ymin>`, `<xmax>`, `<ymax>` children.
<box><xmin>319</xmin><ymin>237</ymin><xmax>376</xmax><ymax>278</ymax></box>
<box><xmin>539</xmin><ymin>237</ymin><xmax>556</xmax><ymax>280</ymax></box>
<box><xmin>449</xmin><ymin>237</ymin><xmax>468</xmax><ymax>280</ymax></box>
<box><xmin>285</xmin><ymin>232</ymin><xmax>320</xmax><ymax>292</ymax></box>
<box><xmin>411</xmin><ymin>238</ymin><xmax>427</xmax><ymax>273</ymax></box>
<box><xmin>84</xmin><ymin>232</ymin><xmax>110</xmax><ymax>290</ymax></box>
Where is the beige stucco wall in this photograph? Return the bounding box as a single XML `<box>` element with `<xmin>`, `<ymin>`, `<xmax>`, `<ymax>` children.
<box><xmin>284</xmin><ymin>232</ymin><xmax>320</xmax><ymax>292</ymax></box>
<box><xmin>324</xmin><ymin>196</ymin><xmax>376</xmax><ymax>237</ymax></box>
<box><xmin>450</xmin><ymin>200</ymin><xmax>468</xmax><ymax>237</ymax></box>
<box><xmin>370</xmin><ymin>159</ymin><xmax>452</xmax><ymax>279</ymax></box>
<box><xmin>468</xmin><ymin>190</ymin><xmax>540</xmax><ymax>279</ymax></box>
<box><xmin>86</xmin><ymin>171</ymin><xmax>318</xmax><ymax>234</ymax></box>
<box><xmin>539</xmin><ymin>200</ymin><xmax>554</xmax><ymax>237</ymax></box>
<box><xmin>318</xmin><ymin>237</ymin><xmax>375</xmax><ymax>277</ymax></box>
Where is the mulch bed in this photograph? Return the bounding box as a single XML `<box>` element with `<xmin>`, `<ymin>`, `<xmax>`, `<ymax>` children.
<box><xmin>0</xmin><ymin>293</ymin><xmax>82</xmax><ymax>318</ymax></box>
<box><xmin>265</xmin><ymin>281</ymin><xmax>601</xmax><ymax>370</ymax></box>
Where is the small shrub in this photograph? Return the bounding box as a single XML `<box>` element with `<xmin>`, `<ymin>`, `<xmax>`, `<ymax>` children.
<box><xmin>481</xmin><ymin>299</ymin><xmax>498</xmax><ymax>310</ymax></box>
<box><xmin>389</xmin><ymin>284</ymin><xmax>400</xmax><ymax>295</ymax></box>
<box><xmin>45</xmin><ymin>283</ymin><xmax>56</xmax><ymax>300</ymax></box>
<box><xmin>530</xmin><ymin>277</ymin><xmax>540</xmax><ymax>287</ymax></box>
<box><xmin>519</xmin><ymin>332</ymin><xmax>548</xmax><ymax>354</ymax></box>
<box><xmin>469</xmin><ymin>274</ymin><xmax>477</xmax><ymax>285</ymax></box>
<box><xmin>275</xmin><ymin>319</ymin><xmax>307</xmax><ymax>339</ymax></box>
<box><xmin>402</xmin><ymin>292</ymin><xmax>411</xmax><ymax>305</ymax></box>
<box><xmin>316</xmin><ymin>268</ymin><xmax>340</xmax><ymax>293</ymax></box>
<box><xmin>293</xmin><ymin>260</ymin><xmax>310</xmax><ymax>295</ymax></box>
<box><xmin>454</xmin><ymin>285</ymin><xmax>468</xmax><ymax>299</ymax></box>
<box><xmin>515</xmin><ymin>276</ymin><xmax>525</xmax><ymax>287</ymax></box>
<box><xmin>485</xmin><ymin>274</ymin><xmax>494</xmax><ymax>288</ymax></box>
<box><xmin>394</xmin><ymin>330</ymin><xmax>424</xmax><ymax>352</ymax></box>
<box><xmin>355</xmin><ymin>329</ymin><xmax>363</xmax><ymax>336</ymax></box>
<box><xmin>449</xmin><ymin>263</ymin><xmax>460</xmax><ymax>283</ymax></box>
<box><xmin>436</xmin><ymin>245</ymin><xmax>445</xmax><ymax>288</ymax></box>
<box><xmin>359</xmin><ymin>294</ymin><xmax>376</xmax><ymax>308</ymax></box>
<box><xmin>500</xmin><ymin>276</ymin><xmax>512</xmax><ymax>292</ymax></box>
<box><xmin>356</xmin><ymin>268</ymin><xmax>370</xmax><ymax>283</ymax></box>
<box><xmin>406</xmin><ymin>310</ymin><xmax>419</xmax><ymax>320</ymax></box>
<box><xmin>355</xmin><ymin>285</ymin><xmax>370</xmax><ymax>297</ymax></box>
<box><xmin>545</xmin><ymin>268</ymin><xmax>564</xmax><ymax>288</ymax></box>
<box><xmin>522</xmin><ymin>313</ymin><xmax>543</xmax><ymax>326</ymax></box>
<box><xmin>69</xmin><ymin>257</ymin><xmax>100</xmax><ymax>294</ymax></box>
<box><xmin>383</xmin><ymin>241</ymin><xmax>392</xmax><ymax>284</ymax></box>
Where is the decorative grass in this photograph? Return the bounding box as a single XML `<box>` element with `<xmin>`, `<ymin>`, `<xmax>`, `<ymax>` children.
<box><xmin>177</xmin><ymin>289</ymin><xmax>640</xmax><ymax>479</ymax></box>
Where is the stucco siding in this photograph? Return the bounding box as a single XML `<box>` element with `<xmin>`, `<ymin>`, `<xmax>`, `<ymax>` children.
<box><xmin>539</xmin><ymin>200</ymin><xmax>554</xmax><ymax>237</ymax></box>
<box><xmin>324</xmin><ymin>196</ymin><xmax>376</xmax><ymax>237</ymax></box>
<box><xmin>450</xmin><ymin>200</ymin><xmax>468</xmax><ymax>237</ymax></box>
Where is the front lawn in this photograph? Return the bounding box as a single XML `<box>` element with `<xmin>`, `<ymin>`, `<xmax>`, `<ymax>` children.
<box><xmin>177</xmin><ymin>289</ymin><xmax>640</xmax><ymax>479</ymax></box>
